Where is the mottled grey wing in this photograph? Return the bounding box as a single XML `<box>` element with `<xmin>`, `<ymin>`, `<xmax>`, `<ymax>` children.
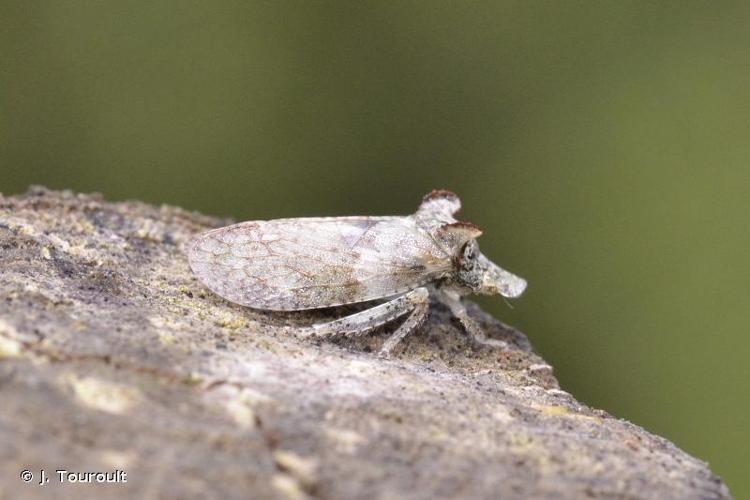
<box><xmin>187</xmin><ymin>216</ymin><xmax>452</xmax><ymax>310</ymax></box>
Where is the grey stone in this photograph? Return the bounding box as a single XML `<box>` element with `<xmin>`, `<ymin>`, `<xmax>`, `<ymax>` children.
<box><xmin>0</xmin><ymin>187</ymin><xmax>730</xmax><ymax>500</ymax></box>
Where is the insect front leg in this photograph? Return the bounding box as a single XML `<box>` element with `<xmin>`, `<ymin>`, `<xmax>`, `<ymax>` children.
<box><xmin>302</xmin><ymin>287</ymin><xmax>430</xmax><ymax>356</ymax></box>
<box><xmin>437</xmin><ymin>288</ymin><xmax>508</xmax><ymax>349</ymax></box>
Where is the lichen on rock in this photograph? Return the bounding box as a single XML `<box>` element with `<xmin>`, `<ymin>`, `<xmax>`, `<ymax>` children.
<box><xmin>0</xmin><ymin>187</ymin><xmax>730</xmax><ymax>499</ymax></box>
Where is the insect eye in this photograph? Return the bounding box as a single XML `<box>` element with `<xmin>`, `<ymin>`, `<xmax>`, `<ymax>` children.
<box><xmin>462</xmin><ymin>241</ymin><xmax>476</xmax><ymax>259</ymax></box>
<box><xmin>459</xmin><ymin>242</ymin><xmax>477</xmax><ymax>271</ymax></box>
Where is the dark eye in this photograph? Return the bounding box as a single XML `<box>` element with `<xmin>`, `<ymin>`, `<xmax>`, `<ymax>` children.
<box><xmin>462</xmin><ymin>241</ymin><xmax>476</xmax><ymax>259</ymax></box>
<box><xmin>459</xmin><ymin>242</ymin><xmax>476</xmax><ymax>270</ymax></box>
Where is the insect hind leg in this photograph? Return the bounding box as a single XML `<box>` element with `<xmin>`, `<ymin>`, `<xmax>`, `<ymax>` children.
<box><xmin>302</xmin><ymin>287</ymin><xmax>429</xmax><ymax>355</ymax></box>
<box><xmin>379</xmin><ymin>288</ymin><xmax>429</xmax><ymax>357</ymax></box>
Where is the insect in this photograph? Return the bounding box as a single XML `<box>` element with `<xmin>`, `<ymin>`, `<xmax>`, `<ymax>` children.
<box><xmin>187</xmin><ymin>190</ymin><xmax>527</xmax><ymax>356</ymax></box>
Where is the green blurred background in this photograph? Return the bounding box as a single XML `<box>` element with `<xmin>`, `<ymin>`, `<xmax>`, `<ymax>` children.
<box><xmin>2</xmin><ymin>1</ymin><xmax>748</xmax><ymax>495</ymax></box>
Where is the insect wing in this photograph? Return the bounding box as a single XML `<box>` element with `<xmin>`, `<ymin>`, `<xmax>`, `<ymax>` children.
<box><xmin>188</xmin><ymin>216</ymin><xmax>452</xmax><ymax>310</ymax></box>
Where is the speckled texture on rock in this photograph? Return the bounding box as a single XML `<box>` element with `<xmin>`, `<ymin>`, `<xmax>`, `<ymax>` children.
<box><xmin>0</xmin><ymin>187</ymin><xmax>730</xmax><ymax>500</ymax></box>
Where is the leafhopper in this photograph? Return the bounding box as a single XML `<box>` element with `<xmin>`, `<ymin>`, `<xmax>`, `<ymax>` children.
<box><xmin>187</xmin><ymin>190</ymin><xmax>526</xmax><ymax>355</ymax></box>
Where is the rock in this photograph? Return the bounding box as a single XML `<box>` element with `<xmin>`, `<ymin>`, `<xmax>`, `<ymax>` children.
<box><xmin>0</xmin><ymin>187</ymin><xmax>730</xmax><ymax>500</ymax></box>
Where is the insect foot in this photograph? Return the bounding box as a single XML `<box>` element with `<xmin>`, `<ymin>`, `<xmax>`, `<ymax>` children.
<box><xmin>187</xmin><ymin>189</ymin><xmax>527</xmax><ymax>354</ymax></box>
<box><xmin>435</xmin><ymin>288</ymin><xmax>510</xmax><ymax>350</ymax></box>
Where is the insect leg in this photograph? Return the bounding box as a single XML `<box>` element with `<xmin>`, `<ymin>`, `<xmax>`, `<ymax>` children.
<box><xmin>437</xmin><ymin>288</ymin><xmax>508</xmax><ymax>349</ymax></box>
<box><xmin>379</xmin><ymin>287</ymin><xmax>429</xmax><ymax>357</ymax></box>
<box><xmin>302</xmin><ymin>288</ymin><xmax>429</xmax><ymax>354</ymax></box>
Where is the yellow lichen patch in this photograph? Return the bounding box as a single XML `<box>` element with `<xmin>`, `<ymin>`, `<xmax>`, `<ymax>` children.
<box><xmin>0</xmin><ymin>335</ymin><xmax>23</xmax><ymax>358</ymax></box>
<box><xmin>508</xmin><ymin>432</ymin><xmax>555</xmax><ymax>471</ymax></box>
<box><xmin>5</xmin><ymin>217</ymin><xmax>40</xmax><ymax>237</ymax></box>
<box><xmin>64</xmin><ymin>374</ymin><xmax>143</xmax><ymax>415</ymax></box>
<box><xmin>45</xmin><ymin>233</ymin><xmax>71</xmax><ymax>253</ymax></box>
<box><xmin>538</xmin><ymin>405</ymin><xmax>569</xmax><ymax>417</ymax></box>
<box><xmin>183</xmin><ymin>371</ymin><xmax>204</xmax><ymax>385</ymax></box>
<box><xmin>273</xmin><ymin>450</ymin><xmax>318</xmax><ymax>489</ymax></box>
<box><xmin>133</xmin><ymin>219</ymin><xmax>168</xmax><ymax>242</ymax></box>
<box><xmin>271</xmin><ymin>474</ymin><xmax>306</xmax><ymax>500</ymax></box>
<box><xmin>158</xmin><ymin>331</ymin><xmax>176</xmax><ymax>345</ymax></box>
<box><xmin>101</xmin><ymin>449</ymin><xmax>135</xmax><ymax>470</ymax></box>
<box><xmin>237</xmin><ymin>387</ymin><xmax>273</xmax><ymax>404</ymax></box>
<box><xmin>148</xmin><ymin>316</ymin><xmax>181</xmax><ymax>345</ymax></box>
<box><xmin>71</xmin><ymin>320</ymin><xmax>87</xmax><ymax>331</ymax></box>
<box><xmin>148</xmin><ymin>316</ymin><xmax>184</xmax><ymax>346</ymax></box>
<box><xmin>0</xmin><ymin>320</ymin><xmax>23</xmax><ymax>358</ymax></box>
<box><xmin>508</xmin><ymin>431</ymin><xmax>534</xmax><ymax>451</ymax></box>
<box><xmin>214</xmin><ymin>312</ymin><xmax>245</xmax><ymax>330</ymax></box>
<box><xmin>533</xmin><ymin>404</ymin><xmax>604</xmax><ymax>425</ymax></box>
<box><xmin>223</xmin><ymin>393</ymin><xmax>257</xmax><ymax>429</ymax></box>
<box><xmin>74</xmin><ymin>218</ymin><xmax>96</xmax><ymax>235</ymax></box>
<box><xmin>253</xmin><ymin>337</ymin><xmax>275</xmax><ymax>352</ymax></box>
<box><xmin>572</xmin><ymin>412</ymin><xmax>604</xmax><ymax>425</ymax></box>
<box><xmin>324</xmin><ymin>427</ymin><xmax>366</xmax><ymax>454</ymax></box>
<box><xmin>226</xmin><ymin>400</ymin><xmax>256</xmax><ymax>428</ymax></box>
<box><xmin>208</xmin><ymin>385</ymin><xmax>273</xmax><ymax>429</ymax></box>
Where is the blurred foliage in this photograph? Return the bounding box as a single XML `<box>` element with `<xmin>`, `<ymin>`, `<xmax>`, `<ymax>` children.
<box><xmin>2</xmin><ymin>1</ymin><xmax>748</xmax><ymax>496</ymax></box>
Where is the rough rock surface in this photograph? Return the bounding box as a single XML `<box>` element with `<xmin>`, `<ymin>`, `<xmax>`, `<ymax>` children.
<box><xmin>0</xmin><ymin>187</ymin><xmax>730</xmax><ymax>500</ymax></box>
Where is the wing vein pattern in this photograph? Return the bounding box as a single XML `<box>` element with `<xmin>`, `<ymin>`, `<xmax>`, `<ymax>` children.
<box><xmin>188</xmin><ymin>216</ymin><xmax>452</xmax><ymax>310</ymax></box>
